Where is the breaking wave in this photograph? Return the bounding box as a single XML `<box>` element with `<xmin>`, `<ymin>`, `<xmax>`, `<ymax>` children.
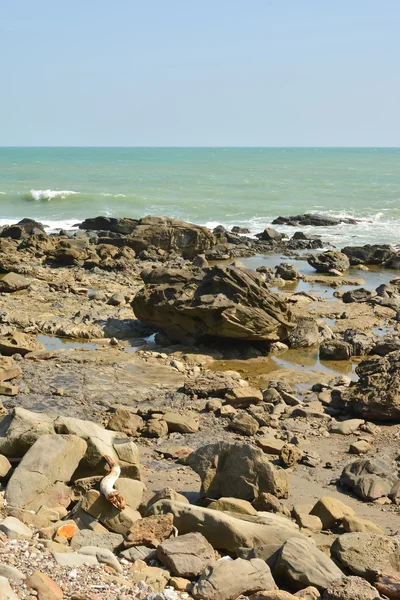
<box><xmin>27</xmin><ymin>189</ymin><xmax>80</xmax><ymax>201</ymax></box>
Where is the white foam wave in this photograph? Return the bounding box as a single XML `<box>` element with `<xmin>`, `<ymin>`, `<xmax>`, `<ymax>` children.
<box><xmin>29</xmin><ymin>189</ymin><xmax>79</xmax><ymax>201</ymax></box>
<box><xmin>100</xmin><ymin>193</ymin><xmax>127</xmax><ymax>198</ymax></box>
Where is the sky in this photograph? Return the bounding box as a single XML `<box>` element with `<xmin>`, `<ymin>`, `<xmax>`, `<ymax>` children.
<box><xmin>1</xmin><ymin>0</ymin><xmax>399</xmax><ymax>146</ymax></box>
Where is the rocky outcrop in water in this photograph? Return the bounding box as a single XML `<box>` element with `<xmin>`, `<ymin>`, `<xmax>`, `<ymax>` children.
<box><xmin>308</xmin><ymin>251</ymin><xmax>350</xmax><ymax>274</ymax></box>
<box><xmin>342</xmin><ymin>244</ymin><xmax>400</xmax><ymax>267</ymax></box>
<box><xmin>272</xmin><ymin>214</ymin><xmax>357</xmax><ymax>227</ymax></box>
<box><xmin>132</xmin><ymin>264</ymin><xmax>295</xmax><ymax>344</ymax></box>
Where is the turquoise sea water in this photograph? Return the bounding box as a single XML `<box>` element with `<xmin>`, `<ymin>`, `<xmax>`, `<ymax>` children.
<box><xmin>0</xmin><ymin>147</ymin><xmax>399</xmax><ymax>247</ymax></box>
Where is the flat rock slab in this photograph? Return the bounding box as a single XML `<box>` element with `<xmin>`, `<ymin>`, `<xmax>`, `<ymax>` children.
<box><xmin>157</xmin><ymin>532</ymin><xmax>215</xmax><ymax>577</ymax></box>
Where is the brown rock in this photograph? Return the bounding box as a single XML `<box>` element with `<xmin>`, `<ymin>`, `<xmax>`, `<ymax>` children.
<box><xmin>0</xmin><ymin>356</ymin><xmax>22</xmax><ymax>382</ymax></box>
<box><xmin>26</xmin><ymin>571</ymin><xmax>63</xmax><ymax>600</ymax></box>
<box><xmin>124</xmin><ymin>513</ymin><xmax>174</xmax><ymax>548</ymax></box>
<box><xmin>107</xmin><ymin>408</ymin><xmax>144</xmax><ymax>436</ymax></box>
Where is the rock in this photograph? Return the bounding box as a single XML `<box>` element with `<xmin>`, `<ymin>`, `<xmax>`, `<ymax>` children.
<box><xmin>148</xmin><ymin>500</ymin><xmax>304</xmax><ymax>553</ymax></box>
<box><xmin>0</xmin><ymin>455</ymin><xmax>11</xmax><ymax>479</ymax></box>
<box><xmin>280</xmin><ymin>445</ymin><xmax>303</xmax><ymax>468</ymax></box>
<box><xmin>0</xmin><ymin>408</ymin><xmax>55</xmax><ymax>457</ymax></box>
<box><xmin>342</xmin><ymin>288</ymin><xmax>375</xmax><ymax>303</ymax></box>
<box><xmin>129</xmin><ymin>563</ymin><xmax>170</xmax><ymax>592</ymax></box>
<box><xmin>5</xmin><ymin>434</ymin><xmax>87</xmax><ymax>511</ymax></box>
<box><xmin>0</xmin><ymin>383</ymin><xmax>18</xmax><ymax>396</ymax></box>
<box><xmin>0</xmin><ymin>575</ymin><xmax>18</xmax><ymax>600</ymax></box>
<box><xmin>187</xmin><ymin>441</ymin><xmax>289</xmax><ymax>500</ymax></box>
<box><xmin>310</xmin><ymin>497</ymin><xmax>355</xmax><ymax>529</ymax></box>
<box><xmin>330</xmin><ymin>419</ymin><xmax>364</xmax><ymax>435</ymax></box>
<box><xmin>230</xmin><ymin>413</ymin><xmax>259</xmax><ymax>436</ymax></box>
<box><xmin>308</xmin><ymin>252</ymin><xmax>350</xmax><ymax>274</ymax></box>
<box><xmin>184</xmin><ymin>370</ymin><xmax>247</xmax><ymax>398</ymax></box>
<box><xmin>273</xmin><ymin>214</ymin><xmax>356</xmax><ymax>227</ymax></box>
<box><xmin>225</xmin><ymin>387</ymin><xmax>264</xmax><ymax>407</ymax></box>
<box><xmin>124</xmin><ymin>513</ymin><xmax>174</xmax><ymax>547</ymax></box>
<box><xmin>156</xmin><ymin>532</ymin><xmax>215</xmax><ymax>577</ymax></box>
<box><xmin>252</xmin><ymin>493</ymin><xmax>291</xmax><ymax>517</ymax></box>
<box><xmin>208</xmin><ymin>497</ymin><xmax>257</xmax><ymax>515</ymax></box>
<box><xmin>257</xmin><ymin>438</ymin><xmax>286</xmax><ymax>455</ymax></box>
<box><xmin>170</xmin><ymin>576</ymin><xmax>193</xmax><ymax>592</ymax></box>
<box><xmin>371</xmin><ymin>335</ymin><xmax>400</xmax><ymax>357</ymax></box>
<box><xmin>249</xmin><ymin>592</ymin><xmax>296</xmax><ymax>600</ymax></box>
<box><xmin>107</xmin><ymin>292</ymin><xmax>125</xmax><ymax>306</ymax></box>
<box><xmin>54</xmin><ymin>415</ymin><xmax>141</xmax><ymax>478</ymax></box>
<box><xmin>342</xmin><ymin>515</ymin><xmax>384</xmax><ymax>534</ymax></box>
<box><xmin>342</xmin><ymin>351</ymin><xmax>400</xmax><ymax>420</ymax></box>
<box><xmin>80</xmin><ymin>487</ymin><xmax>142</xmax><ymax>534</ymax></box>
<box><xmin>147</xmin><ymin>488</ymin><xmax>189</xmax><ymax>511</ymax></box>
<box><xmin>320</xmin><ymin>341</ymin><xmax>352</xmax><ymax>361</ymax></box>
<box><xmin>275</xmin><ymin>264</ymin><xmax>300</xmax><ymax>281</ymax></box>
<box><xmin>163</xmin><ymin>412</ymin><xmax>199</xmax><ymax>433</ymax></box>
<box><xmin>0</xmin><ymin>516</ymin><xmax>32</xmax><ymax>539</ymax></box>
<box><xmin>289</xmin><ymin>318</ymin><xmax>320</xmax><ymax>349</ymax></box>
<box><xmin>341</xmin><ymin>243</ymin><xmax>395</xmax><ymax>266</ymax></box>
<box><xmin>192</xmin><ymin>557</ymin><xmax>277</xmax><ymax>600</ymax></box>
<box><xmin>0</xmin><ymin>357</ymin><xmax>22</xmax><ymax>382</ymax></box>
<box><xmin>107</xmin><ymin>408</ymin><xmax>144</xmax><ymax>436</ymax></box>
<box><xmin>331</xmin><ymin>532</ymin><xmax>400</xmax><ymax>581</ymax></box>
<box><xmin>257</xmin><ymin>227</ymin><xmax>283</xmax><ymax>242</ymax></box>
<box><xmin>145</xmin><ymin>418</ymin><xmax>169</xmax><ymax>438</ymax></box>
<box><xmin>0</xmin><ymin>564</ymin><xmax>25</xmax><ymax>584</ymax></box>
<box><xmin>275</xmin><ymin>537</ymin><xmax>343</xmax><ymax>591</ymax></box>
<box><xmin>78</xmin><ymin>546</ymin><xmax>123</xmax><ymax>573</ymax></box>
<box><xmin>296</xmin><ymin>514</ymin><xmax>323</xmax><ymax>532</ymax></box>
<box><xmin>340</xmin><ymin>458</ymin><xmax>398</xmax><ymax>501</ymax></box>
<box><xmin>0</xmin><ymin>332</ymin><xmax>45</xmax><ymax>356</ymax></box>
<box><xmin>322</xmin><ymin>576</ymin><xmax>380</xmax><ymax>600</ymax></box>
<box><xmin>52</xmin><ymin>552</ymin><xmax>98</xmax><ymax>567</ymax></box>
<box><xmin>26</xmin><ymin>571</ymin><xmax>63</xmax><ymax>600</ymax></box>
<box><xmin>70</xmin><ymin>530</ymin><xmax>124</xmax><ymax>552</ymax></box>
<box><xmin>0</xmin><ymin>272</ymin><xmax>30</xmax><ymax>293</ymax></box>
<box><xmin>132</xmin><ymin>265</ymin><xmax>295</xmax><ymax>344</ymax></box>
<box><xmin>119</xmin><ymin>545</ymin><xmax>156</xmax><ymax>563</ymax></box>
<box><xmin>350</xmin><ymin>440</ymin><xmax>371</xmax><ymax>454</ymax></box>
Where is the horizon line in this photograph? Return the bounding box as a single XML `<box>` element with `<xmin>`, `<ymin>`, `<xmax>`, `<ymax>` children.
<box><xmin>1</xmin><ymin>145</ymin><xmax>400</xmax><ymax>150</ymax></box>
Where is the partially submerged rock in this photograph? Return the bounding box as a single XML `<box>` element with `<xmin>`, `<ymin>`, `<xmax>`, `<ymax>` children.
<box><xmin>308</xmin><ymin>251</ymin><xmax>350</xmax><ymax>274</ymax></box>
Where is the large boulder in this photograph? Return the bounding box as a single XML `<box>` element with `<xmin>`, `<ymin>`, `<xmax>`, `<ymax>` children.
<box><xmin>341</xmin><ymin>244</ymin><xmax>396</xmax><ymax>266</ymax></box>
<box><xmin>342</xmin><ymin>351</ymin><xmax>400</xmax><ymax>420</ymax></box>
<box><xmin>187</xmin><ymin>441</ymin><xmax>288</xmax><ymax>500</ymax></box>
<box><xmin>331</xmin><ymin>533</ymin><xmax>400</xmax><ymax>581</ymax></box>
<box><xmin>308</xmin><ymin>251</ymin><xmax>350</xmax><ymax>274</ymax></box>
<box><xmin>274</xmin><ymin>537</ymin><xmax>343</xmax><ymax>592</ymax></box>
<box><xmin>340</xmin><ymin>458</ymin><xmax>398</xmax><ymax>501</ymax></box>
<box><xmin>5</xmin><ymin>434</ymin><xmax>87</xmax><ymax>511</ymax></box>
<box><xmin>148</xmin><ymin>500</ymin><xmax>304</xmax><ymax>553</ymax></box>
<box><xmin>192</xmin><ymin>558</ymin><xmax>277</xmax><ymax>600</ymax></box>
<box><xmin>79</xmin><ymin>215</ymin><xmax>216</xmax><ymax>259</ymax></box>
<box><xmin>132</xmin><ymin>265</ymin><xmax>295</xmax><ymax>344</ymax></box>
<box><xmin>156</xmin><ymin>532</ymin><xmax>215</xmax><ymax>577</ymax></box>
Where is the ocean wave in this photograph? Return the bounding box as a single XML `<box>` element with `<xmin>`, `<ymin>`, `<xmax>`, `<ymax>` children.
<box><xmin>27</xmin><ymin>189</ymin><xmax>80</xmax><ymax>201</ymax></box>
<box><xmin>100</xmin><ymin>193</ymin><xmax>127</xmax><ymax>198</ymax></box>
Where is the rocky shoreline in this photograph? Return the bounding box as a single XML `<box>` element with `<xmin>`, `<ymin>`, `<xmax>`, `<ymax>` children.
<box><xmin>0</xmin><ymin>215</ymin><xmax>399</xmax><ymax>600</ymax></box>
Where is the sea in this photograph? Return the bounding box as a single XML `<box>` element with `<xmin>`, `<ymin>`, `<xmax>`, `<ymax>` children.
<box><xmin>0</xmin><ymin>147</ymin><xmax>399</xmax><ymax>248</ymax></box>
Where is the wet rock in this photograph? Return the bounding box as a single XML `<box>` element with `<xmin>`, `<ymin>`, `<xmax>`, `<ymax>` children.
<box><xmin>0</xmin><ymin>356</ymin><xmax>22</xmax><ymax>382</ymax></box>
<box><xmin>322</xmin><ymin>576</ymin><xmax>380</xmax><ymax>600</ymax></box>
<box><xmin>288</xmin><ymin>318</ymin><xmax>320</xmax><ymax>349</ymax></box>
<box><xmin>343</xmin><ymin>350</ymin><xmax>400</xmax><ymax>420</ymax></box>
<box><xmin>342</xmin><ymin>288</ymin><xmax>375</xmax><ymax>303</ymax></box>
<box><xmin>0</xmin><ymin>272</ymin><xmax>30</xmax><ymax>292</ymax></box>
<box><xmin>257</xmin><ymin>228</ymin><xmax>284</xmax><ymax>242</ymax></box>
<box><xmin>230</xmin><ymin>413</ymin><xmax>259</xmax><ymax>436</ymax></box>
<box><xmin>5</xmin><ymin>434</ymin><xmax>87</xmax><ymax>511</ymax></box>
<box><xmin>132</xmin><ymin>265</ymin><xmax>295</xmax><ymax>344</ymax></box>
<box><xmin>26</xmin><ymin>570</ymin><xmax>63</xmax><ymax>600</ymax></box>
<box><xmin>148</xmin><ymin>500</ymin><xmax>304</xmax><ymax>553</ymax></box>
<box><xmin>0</xmin><ymin>332</ymin><xmax>45</xmax><ymax>356</ymax></box>
<box><xmin>274</xmin><ymin>537</ymin><xmax>343</xmax><ymax>591</ymax></box>
<box><xmin>157</xmin><ymin>532</ymin><xmax>215</xmax><ymax>577</ymax></box>
<box><xmin>192</xmin><ymin>557</ymin><xmax>277</xmax><ymax>600</ymax></box>
<box><xmin>340</xmin><ymin>458</ymin><xmax>398</xmax><ymax>501</ymax></box>
<box><xmin>341</xmin><ymin>244</ymin><xmax>395</xmax><ymax>266</ymax></box>
<box><xmin>187</xmin><ymin>441</ymin><xmax>289</xmax><ymax>500</ymax></box>
<box><xmin>107</xmin><ymin>408</ymin><xmax>144</xmax><ymax>436</ymax></box>
<box><xmin>275</xmin><ymin>263</ymin><xmax>300</xmax><ymax>281</ymax></box>
<box><xmin>308</xmin><ymin>251</ymin><xmax>350</xmax><ymax>274</ymax></box>
<box><xmin>320</xmin><ymin>341</ymin><xmax>352</xmax><ymax>361</ymax></box>
<box><xmin>331</xmin><ymin>532</ymin><xmax>400</xmax><ymax>581</ymax></box>
<box><xmin>273</xmin><ymin>214</ymin><xmax>356</xmax><ymax>227</ymax></box>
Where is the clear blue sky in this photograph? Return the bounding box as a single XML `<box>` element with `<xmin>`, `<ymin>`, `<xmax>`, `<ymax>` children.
<box><xmin>1</xmin><ymin>0</ymin><xmax>399</xmax><ymax>146</ymax></box>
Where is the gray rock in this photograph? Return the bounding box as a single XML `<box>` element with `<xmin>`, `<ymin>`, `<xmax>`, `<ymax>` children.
<box><xmin>340</xmin><ymin>458</ymin><xmax>398</xmax><ymax>501</ymax></box>
<box><xmin>78</xmin><ymin>546</ymin><xmax>122</xmax><ymax>573</ymax></box>
<box><xmin>5</xmin><ymin>434</ymin><xmax>87</xmax><ymax>510</ymax></box>
<box><xmin>187</xmin><ymin>441</ymin><xmax>288</xmax><ymax>500</ymax></box>
<box><xmin>332</xmin><ymin>532</ymin><xmax>400</xmax><ymax>581</ymax></box>
<box><xmin>70</xmin><ymin>529</ymin><xmax>124</xmax><ymax>552</ymax></box>
<box><xmin>52</xmin><ymin>552</ymin><xmax>98</xmax><ymax>567</ymax></box>
<box><xmin>0</xmin><ymin>408</ymin><xmax>55</xmax><ymax>457</ymax></box>
<box><xmin>0</xmin><ymin>564</ymin><xmax>25</xmax><ymax>584</ymax></box>
<box><xmin>274</xmin><ymin>537</ymin><xmax>343</xmax><ymax>592</ymax></box>
<box><xmin>192</xmin><ymin>557</ymin><xmax>277</xmax><ymax>600</ymax></box>
<box><xmin>0</xmin><ymin>516</ymin><xmax>32</xmax><ymax>539</ymax></box>
<box><xmin>320</xmin><ymin>341</ymin><xmax>352</xmax><ymax>361</ymax></box>
<box><xmin>157</xmin><ymin>532</ymin><xmax>215</xmax><ymax>577</ymax></box>
<box><xmin>308</xmin><ymin>251</ymin><xmax>350</xmax><ymax>274</ymax></box>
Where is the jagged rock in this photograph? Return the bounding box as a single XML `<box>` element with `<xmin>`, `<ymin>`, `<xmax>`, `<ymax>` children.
<box><xmin>275</xmin><ymin>263</ymin><xmax>300</xmax><ymax>281</ymax></box>
<box><xmin>273</xmin><ymin>214</ymin><xmax>356</xmax><ymax>227</ymax></box>
<box><xmin>145</xmin><ymin>418</ymin><xmax>169</xmax><ymax>438</ymax></box>
<box><xmin>0</xmin><ymin>272</ymin><xmax>30</xmax><ymax>292</ymax></box>
<box><xmin>132</xmin><ymin>265</ymin><xmax>295</xmax><ymax>344</ymax></box>
<box><xmin>370</xmin><ymin>335</ymin><xmax>400</xmax><ymax>357</ymax></box>
<box><xmin>342</xmin><ymin>288</ymin><xmax>375</xmax><ymax>303</ymax></box>
<box><xmin>308</xmin><ymin>252</ymin><xmax>350</xmax><ymax>274</ymax></box>
<box><xmin>331</xmin><ymin>532</ymin><xmax>400</xmax><ymax>581</ymax></box>
<box><xmin>0</xmin><ymin>332</ymin><xmax>45</xmax><ymax>356</ymax></box>
<box><xmin>156</xmin><ymin>532</ymin><xmax>215</xmax><ymax>577</ymax></box>
<box><xmin>343</xmin><ymin>351</ymin><xmax>400</xmax><ymax>420</ymax></box>
<box><xmin>192</xmin><ymin>558</ymin><xmax>277</xmax><ymax>600</ymax></box>
<box><xmin>340</xmin><ymin>458</ymin><xmax>398</xmax><ymax>501</ymax></box>
<box><xmin>322</xmin><ymin>576</ymin><xmax>380</xmax><ymax>600</ymax></box>
<box><xmin>186</xmin><ymin>441</ymin><xmax>289</xmax><ymax>500</ymax></box>
<box><xmin>79</xmin><ymin>215</ymin><xmax>216</xmax><ymax>259</ymax></box>
<box><xmin>274</xmin><ymin>537</ymin><xmax>343</xmax><ymax>591</ymax></box>
<box><xmin>124</xmin><ymin>513</ymin><xmax>174</xmax><ymax>547</ymax></box>
<box><xmin>148</xmin><ymin>500</ymin><xmax>304</xmax><ymax>553</ymax></box>
<box><xmin>5</xmin><ymin>434</ymin><xmax>87</xmax><ymax>511</ymax></box>
<box><xmin>288</xmin><ymin>318</ymin><xmax>320</xmax><ymax>349</ymax></box>
<box><xmin>129</xmin><ymin>563</ymin><xmax>170</xmax><ymax>592</ymax></box>
<box><xmin>341</xmin><ymin>244</ymin><xmax>396</xmax><ymax>266</ymax></box>
<box><xmin>257</xmin><ymin>228</ymin><xmax>284</xmax><ymax>242</ymax></box>
<box><xmin>0</xmin><ymin>357</ymin><xmax>22</xmax><ymax>382</ymax></box>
